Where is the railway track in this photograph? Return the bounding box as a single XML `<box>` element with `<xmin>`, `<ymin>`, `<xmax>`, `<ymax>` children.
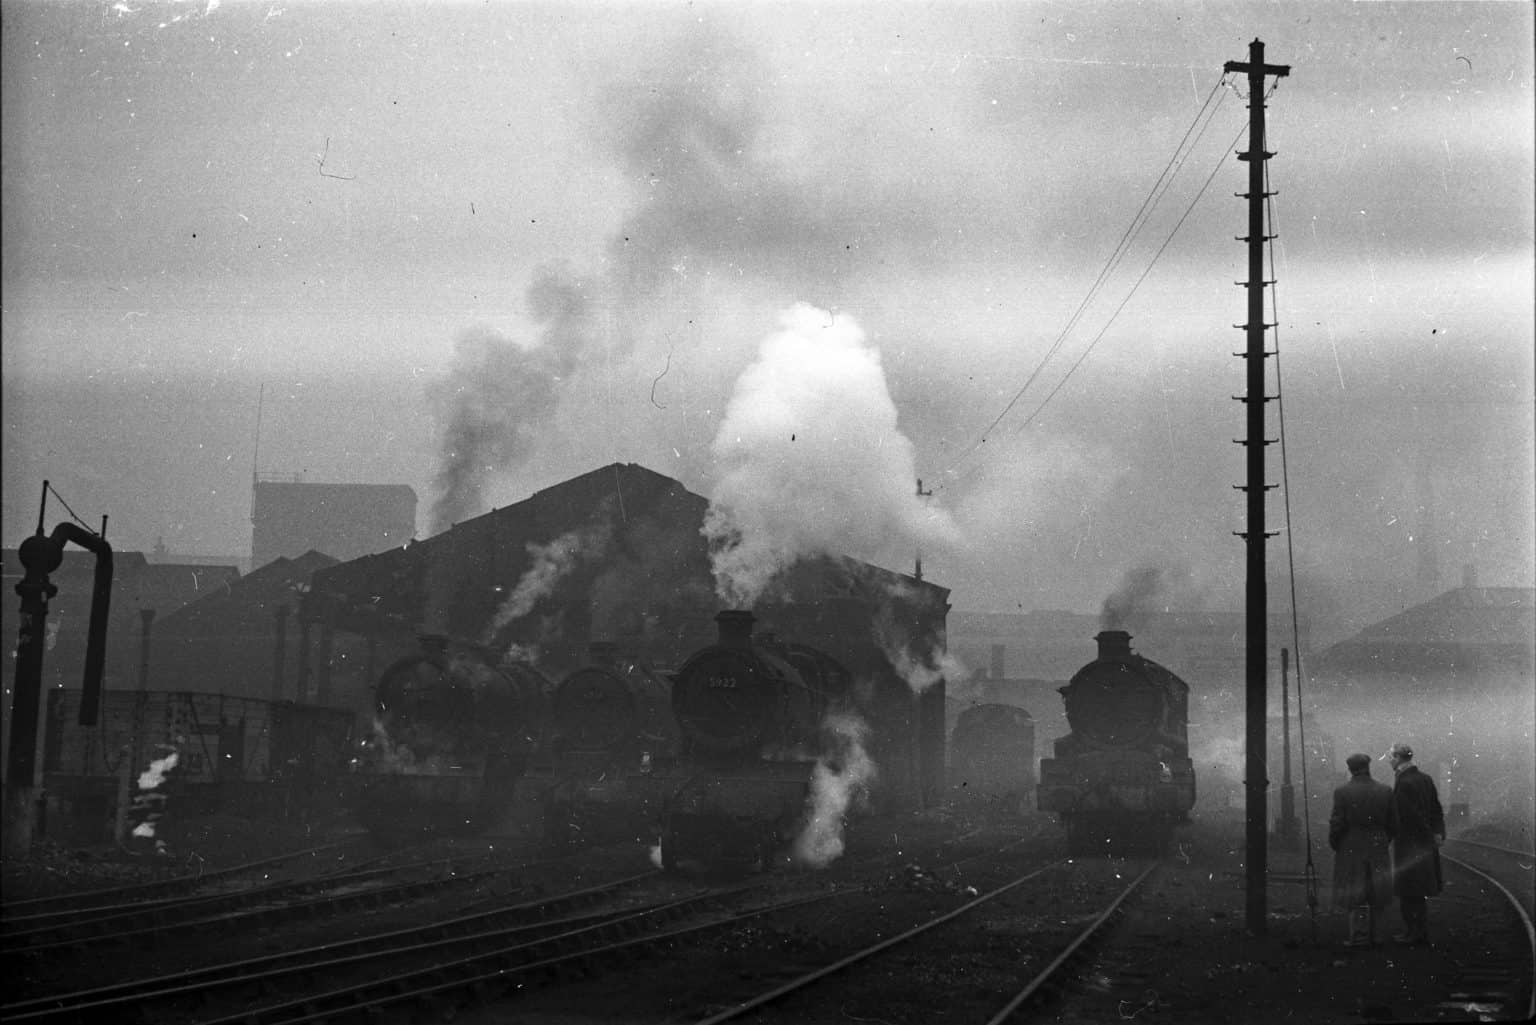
<box><xmin>0</xmin><ymin>840</ymin><xmax>363</xmax><ymax>921</ymax></box>
<box><xmin>19</xmin><ymin>831</ymin><xmax>1045</xmax><ymax>1025</ymax></box>
<box><xmin>2</xmin><ymin>849</ymin><xmax>516</xmax><ymax>955</ymax></box>
<box><xmin>144</xmin><ymin>875</ymin><xmax>844</xmax><ymax>1025</ymax></box>
<box><xmin>3</xmin><ymin>869</ymin><xmax>670</xmax><ymax>1025</ymax></box>
<box><xmin>688</xmin><ymin>858</ymin><xmax>1156</xmax><ymax>1024</ymax></box>
<box><xmin>1441</xmin><ymin>838</ymin><xmax>1536</xmax><ymax>1021</ymax></box>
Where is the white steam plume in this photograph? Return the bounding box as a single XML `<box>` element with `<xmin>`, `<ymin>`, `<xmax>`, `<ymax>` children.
<box><xmin>792</xmin><ymin>712</ymin><xmax>877</xmax><ymax>869</ymax></box>
<box><xmin>137</xmin><ymin>749</ymin><xmax>180</xmax><ymax>791</ymax></box>
<box><xmin>485</xmin><ymin>521</ymin><xmax>614</xmax><ymax>639</ymax></box>
<box><xmin>872</xmin><ymin>596</ymin><xmax>966</xmax><ymax>694</ymax></box>
<box><xmin>704</xmin><ymin>304</ymin><xmax>961</xmax><ymax>607</ymax></box>
<box><xmin>131</xmin><ymin>744</ymin><xmax>180</xmax><ymax>843</ymax></box>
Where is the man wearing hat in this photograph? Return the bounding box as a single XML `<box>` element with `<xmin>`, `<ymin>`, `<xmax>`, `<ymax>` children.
<box><xmin>1329</xmin><ymin>752</ymin><xmax>1395</xmax><ymax>946</ymax></box>
<box><xmin>1388</xmin><ymin>742</ymin><xmax>1445</xmax><ymax>945</ymax></box>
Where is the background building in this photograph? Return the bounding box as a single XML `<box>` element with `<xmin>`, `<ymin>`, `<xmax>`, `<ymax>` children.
<box><xmin>250</xmin><ymin>479</ymin><xmax>416</xmax><ymax>571</ymax></box>
<box><xmin>1310</xmin><ymin>571</ymin><xmax>1535</xmax><ymax>826</ymax></box>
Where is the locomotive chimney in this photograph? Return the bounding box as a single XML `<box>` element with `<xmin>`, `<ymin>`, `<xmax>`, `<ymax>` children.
<box><xmin>1094</xmin><ymin>630</ymin><xmax>1132</xmax><ymax>659</ymax></box>
<box><xmin>715</xmin><ymin>610</ymin><xmax>756</xmax><ymax>649</ymax></box>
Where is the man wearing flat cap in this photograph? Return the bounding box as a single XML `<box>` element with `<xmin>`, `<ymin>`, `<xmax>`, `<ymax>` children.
<box><xmin>1329</xmin><ymin>752</ymin><xmax>1395</xmax><ymax>946</ymax></box>
<box><xmin>1388</xmin><ymin>742</ymin><xmax>1445</xmax><ymax>945</ymax></box>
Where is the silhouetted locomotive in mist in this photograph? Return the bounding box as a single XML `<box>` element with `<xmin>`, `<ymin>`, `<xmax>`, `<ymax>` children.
<box><xmin>661</xmin><ymin>609</ymin><xmax>865</xmax><ymax>872</ymax></box>
<box><xmin>349</xmin><ymin>612</ymin><xmax>873</xmax><ymax>872</ymax></box>
<box><xmin>541</xmin><ymin>641</ymin><xmax>681</xmax><ymax>850</ymax></box>
<box><xmin>351</xmin><ymin>634</ymin><xmax>552</xmax><ymax>840</ymax></box>
<box><xmin>1036</xmin><ymin>629</ymin><xmax>1197</xmax><ymax>853</ymax></box>
<box><xmin>948</xmin><ymin>703</ymin><xmax>1036</xmax><ymax>815</ymax></box>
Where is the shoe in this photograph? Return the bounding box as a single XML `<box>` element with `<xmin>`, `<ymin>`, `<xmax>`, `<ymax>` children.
<box><xmin>1391</xmin><ymin>933</ymin><xmax>1429</xmax><ymax>946</ymax></box>
<box><xmin>1343</xmin><ymin>938</ymin><xmax>1374</xmax><ymax>948</ymax></box>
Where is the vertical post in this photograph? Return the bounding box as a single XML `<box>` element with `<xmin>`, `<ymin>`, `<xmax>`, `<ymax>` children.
<box><xmin>1224</xmin><ymin>38</ymin><xmax>1289</xmax><ymax>936</ymax></box>
<box><xmin>316</xmin><ymin>624</ymin><xmax>334</xmax><ymax>706</ymax></box>
<box><xmin>296</xmin><ymin>616</ymin><xmax>312</xmax><ymax>705</ymax></box>
<box><xmin>138</xmin><ymin>609</ymin><xmax>156</xmax><ymax>692</ymax></box>
<box><xmin>1277</xmin><ymin>647</ymin><xmax>1297</xmax><ymax>850</ymax></box>
<box><xmin>914</xmin><ymin>478</ymin><xmax>932</xmax><ymax>581</ymax></box>
<box><xmin>272</xmin><ymin>605</ymin><xmax>290</xmax><ymax>703</ymax></box>
<box><xmin>4</xmin><ymin>534</ymin><xmax>58</xmax><ymax>859</ymax></box>
<box><xmin>115</xmin><ymin>607</ymin><xmax>156</xmax><ymax>846</ymax></box>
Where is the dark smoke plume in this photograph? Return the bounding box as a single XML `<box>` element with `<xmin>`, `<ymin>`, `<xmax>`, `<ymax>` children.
<box><xmin>428</xmin><ymin>266</ymin><xmax>593</xmax><ymax>534</ymax></box>
<box><xmin>1101</xmin><ymin>564</ymin><xmax>1176</xmax><ymax>633</ymax></box>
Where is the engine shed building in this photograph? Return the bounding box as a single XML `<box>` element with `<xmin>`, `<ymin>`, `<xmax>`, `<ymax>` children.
<box><xmin>1309</xmin><ymin>576</ymin><xmax>1535</xmax><ymax>825</ymax></box>
<box><xmin>304</xmin><ymin>462</ymin><xmax>953</xmax><ymax>810</ymax></box>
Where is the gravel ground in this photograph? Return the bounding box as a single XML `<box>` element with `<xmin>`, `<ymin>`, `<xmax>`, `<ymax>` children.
<box><xmin>5</xmin><ymin>806</ymin><xmax>1528</xmax><ymax>1025</ymax></box>
<box><xmin>1</xmin><ymin>812</ymin><xmax>361</xmax><ymax>902</ymax></box>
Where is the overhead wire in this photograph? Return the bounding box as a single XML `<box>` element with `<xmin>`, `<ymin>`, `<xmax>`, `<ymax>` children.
<box><xmin>1003</xmin><ymin>119</ymin><xmax>1248</xmax><ymax>439</ymax></box>
<box><xmin>1264</xmin><ymin>153</ymin><xmax>1321</xmax><ymax>938</ymax></box>
<box><xmin>941</xmin><ymin>72</ymin><xmax>1236</xmax><ymax>488</ymax></box>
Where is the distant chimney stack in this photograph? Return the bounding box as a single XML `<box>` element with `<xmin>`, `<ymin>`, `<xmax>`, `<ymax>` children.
<box><xmin>1094</xmin><ymin>630</ymin><xmax>1133</xmax><ymax>659</ymax></box>
<box><xmin>990</xmin><ymin>644</ymin><xmax>1006</xmax><ymax>680</ymax></box>
<box><xmin>1462</xmin><ymin>563</ymin><xmax>1478</xmax><ymax>591</ymax></box>
<box><xmin>715</xmin><ymin>610</ymin><xmax>756</xmax><ymax>649</ymax></box>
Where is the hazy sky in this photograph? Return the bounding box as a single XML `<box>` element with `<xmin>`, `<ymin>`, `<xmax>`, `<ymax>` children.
<box><xmin>3</xmin><ymin>0</ymin><xmax>1532</xmax><ymax>616</ymax></box>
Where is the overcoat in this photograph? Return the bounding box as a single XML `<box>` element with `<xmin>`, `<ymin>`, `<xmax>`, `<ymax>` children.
<box><xmin>1328</xmin><ymin>773</ymin><xmax>1394</xmax><ymax>910</ymax></box>
<box><xmin>1390</xmin><ymin>764</ymin><xmax>1445</xmax><ymax>898</ymax></box>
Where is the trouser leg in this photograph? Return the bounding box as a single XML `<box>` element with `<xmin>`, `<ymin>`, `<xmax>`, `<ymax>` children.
<box><xmin>1400</xmin><ymin>895</ymin><xmax>1427</xmax><ymax>942</ymax></box>
<box><xmin>1348</xmin><ymin>906</ymin><xmax>1370</xmax><ymax>943</ymax></box>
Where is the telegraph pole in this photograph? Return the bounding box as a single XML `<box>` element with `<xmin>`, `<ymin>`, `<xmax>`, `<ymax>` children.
<box><xmin>914</xmin><ymin>478</ymin><xmax>932</xmax><ymax>581</ymax></box>
<box><xmin>1225</xmin><ymin>38</ymin><xmax>1289</xmax><ymax>936</ymax></box>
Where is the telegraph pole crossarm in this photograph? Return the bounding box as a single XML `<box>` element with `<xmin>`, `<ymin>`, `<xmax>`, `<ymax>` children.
<box><xmin>1226</xmin><ymin>37</ymin><xmax>1289</xmax><ymax>938</ymax></box>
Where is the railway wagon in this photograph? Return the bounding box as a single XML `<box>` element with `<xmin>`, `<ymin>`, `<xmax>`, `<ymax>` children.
<box><xmin>950</xmin><ymin>702</ymin><xmax>1035</xmax><ymax>816</ymax></box>
<box><xmin>350</xmin><ymin>634</ymin><xmax>552</xmax><ymax>839</ymax></box>
<box><xmin>661</xmin><ymin>610</ymin><xmax>858</xmax><ymax>872</ymax></box>
<box><xmin>1037</xmin><ymin>630</ymin><xmax>1196</xmax><ymax>853</ymax></box>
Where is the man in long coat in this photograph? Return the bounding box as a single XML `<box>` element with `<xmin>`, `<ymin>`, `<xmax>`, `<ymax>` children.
<box><xmin>1388</xmin><ymin>742</ymin><xmax>1445</xmax><ymax>945</ymax></box>
<box><xmin>1329</xmin><ymin>752</ymin><xmax>1395</xmax><ymax>946</ymax></box>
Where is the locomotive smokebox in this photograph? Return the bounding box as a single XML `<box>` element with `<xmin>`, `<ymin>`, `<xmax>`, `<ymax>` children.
<box><xmin>714</xmin><ymin>610</ymin><xmax>756</xmax><ymax>648</ymax></box>
<box><xmin>1094</xmin><ymin>630</ymin><xmax>1132</xmax><ymax>659</ymax></box>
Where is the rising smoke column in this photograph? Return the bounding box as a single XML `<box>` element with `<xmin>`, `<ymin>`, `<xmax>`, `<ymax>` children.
<box><xmin>428</xmin><ymin>266</ymin><xmax>594</xmax><ymax>534</ymax></box>
<box><xmin>704</xmin><ymin>303</ymin><xmax>960</xmax><ymax>607</ymax></box>
<box><xmin>1100</xmin><ymin>562</ymin><xmax>1206</xmax><ymax>632</ymax></box>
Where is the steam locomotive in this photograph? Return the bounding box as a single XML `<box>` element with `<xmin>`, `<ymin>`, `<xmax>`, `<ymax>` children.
<box><xmin>1036</xmin><ymin>630</ymin><xmax>1196</xmax><ymax>854</ymax></box>
<box><xmin>350</xmin><ymin>635</ymin><xmax>553</xmax><ymax>840</ymax></box>
<box><xmin>950</xmin><ymin>703</ymin><xmax>1036</xmax><ymax>816</ymax></box>
<box><xmin>660</xmin><ymin>610</ymin><xmax>861</xmax><ymax>872</ymax></box>
<box><xmin>541</xmin><ymin>641</ymin><xmax>681</xmax><ymax>849</ymax></box>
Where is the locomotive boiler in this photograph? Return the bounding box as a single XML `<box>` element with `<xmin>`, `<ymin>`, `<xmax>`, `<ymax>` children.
<box><xmin>1036</xmin><ymin>630</ymin><xmax>1196</xmax><ymax>853</ymax></box>
<box><xmin>661</xmin><ymin>610</ymin><xmax>858</xmax><ymax>872</ymax></box>
<box><xmin>949</xmin><ymin>703</ymin><xmax>1036</xmax><ymax>816</ymax></box>
<box><xmin>351</xmin><ymin>635</ymin><xmax>552</xmax><ymax>840</ymax></box>
<box><xmin>542</xmin><ymin>641</ymin><xmax>681</xmax><ymax>849</ymax></box>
